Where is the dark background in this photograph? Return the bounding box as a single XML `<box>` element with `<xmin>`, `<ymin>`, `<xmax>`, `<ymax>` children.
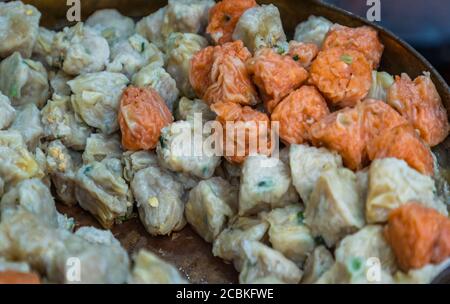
<box><xmin>325</xmin><ymin>0</ymin><xmax>450</xmax><ymax>83</ymax></box>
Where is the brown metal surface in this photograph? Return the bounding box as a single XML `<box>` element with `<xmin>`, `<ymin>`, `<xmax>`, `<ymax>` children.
<box><xmin>22</xmin><ymin>0</ymin><xmax>450</xmax><ymax>283</ymax></box>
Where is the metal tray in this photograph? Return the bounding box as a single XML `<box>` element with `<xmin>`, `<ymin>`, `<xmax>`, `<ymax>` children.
<box><xmin>22</xmin><ymin>0</ymin><xmax>450</xmax><ymax>283</ymax></box>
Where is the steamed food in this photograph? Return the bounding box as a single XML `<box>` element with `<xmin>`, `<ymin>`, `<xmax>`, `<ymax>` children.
<box><xmin>0</xmin><ymin>0</ymin><xmax>448</xmax><ymax>285</ymax></box>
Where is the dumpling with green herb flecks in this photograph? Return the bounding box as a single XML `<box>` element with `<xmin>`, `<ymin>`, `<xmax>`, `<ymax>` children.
<box><xmin>0</xmin><ymin>52</ymin><xmax>49</xmax><ymax>108</ymax></box>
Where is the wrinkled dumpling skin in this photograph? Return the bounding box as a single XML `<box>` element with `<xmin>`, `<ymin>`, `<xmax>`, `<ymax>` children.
<box><xmin>48</xmin><ymin>70</ymin><xmax>73</xmax><ymax>96</ymax></box>
<box><xmin>287</xmin><ymin>41</ymin><xmax>319</xmax><ymax>69</ymax></box>
<box><xmin>135</xmin><ymin>7</ymin><xmax>167</xmax><ymax>50</ymax></box>
<box><xmin>132</xmin><ymin>63</ymin><xmax>179</xmax><ymax>112</ymax></box>
<box><xmin>212</xmin><ymin>216</ymin><xmax>268</xmax><ymax>271</ymax></box>
<box><xmin>161</xmin><ymin>0</ymin><xmax>214</xmax><ymax>39</ymax></box>
<box><xmin>246</xmin><ymin>48</ymin><xmax>309</xmax><ymax>113</ymax></box>
<box><xmin>0</xmin><ymin>92</ymin><xmax>15</xmax><ymax>130</ymax></box>
<box><xmin>32</xmin><ymin>27</ymin><xmax>55</xmax><ymax>66</ymax></box>
<box><xmin>129</xmin><ymin>249</ymin><xmax>187</xmax><ymax>284</ymax></box>
<box><xmin>41</xmin><ymin>94</ymin><xmax>92</xmax><ymax>151</ymax></box>
<box><xmin>0</xmin><ymin>1</ymin><xmax>41</xmax><ymax>59</ymax></box>
<box><xmin>82</xmin><ymin>133</ymin><xmax>123</xmax><ymax>164</ymax></box>
<box><xmin>367</xmin><ymin>71</ymin><xmax>394</xmax><ymax>102</ymax></box>
<box><xmin>305</xmin><ymin>167</ymin><xmax>365</xmax><ymax>247</ymax></box>
<box><xmin>190</xmin><ymin>41</ymin><xmax>259</xmax><ymax>107</ymax></box>
<box><xmin>185</xmin><ymin>177</ymin><xmax>238</xmax><ymax>242</ymax></box>
<box><xmin>384</xmin><ymin>203</ymin><xmax>450</xmax><ymax>272</ymax></box>
<box><xmin>239</xmin><ymin>155</ymin><xmax>299</xmax><ymax>216</ymax></box>
<box><xmin>85</xmin><ymin>9</ymin><xmax>135</xmax><ymax>46</ymax></box>
<box><xmin>0</xmin><ymin>178</ymin><xmax>58</xmax><ymax>228</ymax></box>
<box><xmin>366</xmin><ymin>158</ymin><xmax>447</xmax><ymax>224</ymax></box>
<box><xmin>0</xmin><ymin>130</ymin><xmax>43</xmax><ymax>190</ymax></box>
<box><xmin>206</xmin><ymin>0</ymin><xmax>257</xmax><ymax>45</ymax></box>
<box><xmin>0</xmin><ymin>52</ymin><xmax>49</xmax><ymax>108</ymax></box>
<box><xmin>232</xmin><ymin>4</ymin><xmax>287</xmax><ymax>53</ymax></box>
<box><xmin>107</xmin><ymin>34</ymin><xmax>164</xmax><ymax>79</ymax></box>
<box><xmin>131</xmin><ymin>166</ymin><xmax>186</xmax><ymax>236</ymax></box>
<box><xmin>301</xmin><ymin>245</ymin><xmax>334</xmax><ymax>284</ymax></box>
<box><xmin>316</xmin><ymin>226</ymin><xmax>396</xmax><ymax>284</ymax></box>
<box><xmin>367</xmin><ymin>123</ymin><xmax>434</xmax><ymax>176</ymax></box>
<box><xmin>323</xmin><ymin>25</ymin><xmax>384</xmax><ymax>69</ymax></box>
<box><xmin>0</xmin><ymin>210</ymin><xmax>130</xmax><ymax>283</ymax></box>
<box><xmin>157</xmin><ymin>120</ymin><xmax>221</xmax><ymax>179</ymax></box>
<box><xmin>211</xmin><ymin>101</ymin><xmax>272</xmax><ymax>164</ymax></box>
<box><xmin>387</xmin><ymin>72</ymin><xmax>449</xmax><ymax>147</ymax></box>
<box><xmin>75</xmin><ymin>159</ymin><xmax>131</xmax><ymax>228</ymax></box>
<box><xmin>309</xmin><ymin>47</ymin><xmax>372</xmax><ymax>108</ymax></box>
<box><xmin>289</xmin><ymin>144</ymin><xmax>343</xmax><ymax>203</ymax></box>
<box><xmin>310</xmin><ymin>99</ymin><xmax>407</xmax><ymax>170</ymax></box>
<box><xmin>119</xmin><ymin>86</ymin><xmax>174</xmax><ymax>151</ymax></box>
<box><xmin>122</xmin><ymin>150</ymin><xmax>159</xmax><ymax>183</ymax></box>
<box><xmin>48</xmin><ymin>23</ymin><xmax>110</xmax><ymax>76</ymax></box>
<box><xmin>335</xmin><ymin>225</ymin><xmax>398</xmax><ymax>274</ymax></box>
<box><xmin>239</xmin><ymin>240</ymin><xmax>303</xmax><ymax>284</ymax></box>
<box><xmin>68</xmin><ymin>72</ymin><xmax>129</xmax><ymax>134</ymax></box>
<box><xmin>46</xmin><ymin>140</ymin><xmax>82</xmax><ymax>206</ymax></box>
<box><xmin>294</xmin><ymin>15</ymin><xmax>333</xmax><ymax>47</ymax></box>
<box><xmin>175</xmin><ymin>97</ymin><xmax>216</xmax><ymax>123</ymax></box>
<box><xmin>271</xmin><ymin>86</ymin><xmax>329</xmax><ymax>144</ymax></box>
<box><xmin>262</xmin><ymin>204</ymin><xmax>315</xmax><ymax>265</ymax></box>
<box><xmin>394</xmin><ymin>258</ymin><xmax>450</xmax><ymax>284</ymax></box>
<box><xmin>10</xmin><ymin>103</ymin><xmax>43</xmax><ymax>150</ymax></box>
<box><xmin>165</xmin><ymin>32</ymin><xmax>208</xmax><ymax>98</ymax></box>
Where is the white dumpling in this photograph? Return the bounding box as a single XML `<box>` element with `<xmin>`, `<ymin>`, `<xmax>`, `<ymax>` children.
<box><xmin>122</xmin><ymin>150</ymin><xmax>159</xmax><ymax>182</ymax></box>
<box><xmin>129</xmin><ymin>249</ymin><xmax>187</xmax><ymax>284</ymax></box>
<box><xmin>135</xmin><ymin>7</ymin><xmax>167</xmax><ymax>50</ymax></box>
<box><xmin>239</xmin><ymin>154</ymin><xmax>299</xmax><ymax>216</ymax></box>
<box><xmin>68</xmin><ymin>71</ymin><xmax>128</xmax><ymax>134</ymax></box>
<box><xmin>289</xmin><ymin>144</ymin><xmax>343</xmax><ymax>203</ymax></box>
<box><xmin>185</xmin><ymin>177</ymin><xmax>238</xmax><ymax>243</ymax></box>
<box><xmin>212</xmin><ymin>216</ymin><xmax>268</xmax><ymax>271</ymax></box>
<box><xmin>132</xmin><ymin>62</ymin><xmax>179</xmax><ymax>112</ymax></box>
<box><xmin>0</xmin><ymin>1</ymin><xmax>41</xmax><ymax>59</ymax></box>
<box><xmin>262</xmin><ymin>204</ymin><xmax>315</xmax><ymax>266</ymax></box>
<box><xmin>394</xmin><ymin>258</ymin><xmax>450</xmax><ymax>284</ymax></box>
<box><xmin>82</xmin><ymin>133</ymin><xmax>123</xmax><ymax>164</ymax></box>
<box><xmin>232</xmin><ymin>4</ymin><xmax>287</xmax><ymax>53</ymax></box>
<box><xmin>0</xmin><ymin>52</ymin><xmax>49</xmax><ymax>108</ymax></box>
<box><xmin>46</xmin><ymin>140</ymin><xmax>82</xmax><ymax>206</ymax></box>
<box><xmin>86</xmin><ymin>9</ymin><xmax>135</xmax><ymax>46</ymax></box>
<box><xmin>49</xmin><ymin>23</ymin><xmax>110</xmax><ymax>76</ymax></box>
<box><xmin>75</xmin><ymin>160</ymin><xmax>131</xmax><ymax>228</ymax></box>
<box><xmin>366</xmin><ymin>158</ymin><xmax>447</xmax><ymax>224</ymax></box>
<box><xmin>165</xmin><ymin>32</ymin><xmax>208</xmax><ymax>98</ymax></box>
<box><xmin>301</xmin><ymin>245</ymin><xmax>334</xmax><ymax>284</ymax></box>
<box><xmin>175</xmin><ymin>97</ymin><xmax>216</xmax><ymax>123</ymax></box>
<box><xmin>10</xmin><ymin>103</ymin><xmax>44</xmax><ymax>150</ymax></box>
<box><xmin>41</xmin><ymin>94</ymin><xmax>92</xmax><ymax>151</ymax></box>
<box><xmin>130</xmin><ymin>166</ymin><xmax>186</xmax><ymax>236</ymax></box>
<box><xmin>48</xmin><ymin>70</ymin><xmax>73</xmax><ymax>96</ymax></box>
<box><xmin>335</xmin><ymin>225</ymin><xmax>398</xmax><ymax>274</ymax></box>
<box><xmin>305</xmin><ymin>167</ymin><xmax>365</xmax><ymax>247</ymax></box>
<box><xmin>32</xmin><ymin>27</ymin><xmax>55</xmax><ymax>66</ymax></box>
<box><xmin>0</xmin><ymin>130</ymin><xmax>43</xmax><ymax>189</ymax></box>
<box><xmin>0</xmin><ymin>178</ymin><xmax>58</xmax><ymax>228</ymax></box>
<box><xmin>367</xmin><ymin>71</ymin><xmax>395</xmax><ymax>102</ymax></box>
<box><xmin>161</xmin><ymin>0</ymin><xmax>214</xmax><ymax>39</ymax></box>
<box><xmin>107</xmin><ymin>34</ymin><xmax>164</xmax><ymax>79</ymax></box>
<box><xmin>157</xmin><ymin>120</ymin><xmax>221</xmax><ymax>179</ymax></box>
<box><xmin>239</xmin><ymin>240</ymin><xmax>303</xmax><ymax>284</ymax></box>
<box><xmin>0</xmin><ymin>92</ymin><xmax>15</xmax><ymax>130</ymax></box>
<box><xmin>0</xmin><ymin>210</ymin><xmax>130</xmax><ymax>283</ymax></box>
<box><xmin>293</xmin><ymin>15</ymin><xmax>333</xmax><ymax>47</ymax></box>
